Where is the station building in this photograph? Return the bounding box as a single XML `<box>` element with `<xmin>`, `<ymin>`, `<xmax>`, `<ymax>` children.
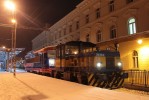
<box><xmin>32</xmin><ymin>0</ymin><xmax>149</xmax><ymax>70</ymax></box>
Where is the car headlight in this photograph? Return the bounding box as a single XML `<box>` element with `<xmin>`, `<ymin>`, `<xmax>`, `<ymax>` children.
<box><xmin>117</xmin><ymin>62</ymin><xmax>122</xmax><ymax>67</ymax></box>
<box><xmin>97</xmin><ymin>62</ymin><xmax>102</xmax><ymax>68</ymax></box>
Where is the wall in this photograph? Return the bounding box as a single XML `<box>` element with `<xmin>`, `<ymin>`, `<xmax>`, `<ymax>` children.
<box><xmin>119</xmin><ymin>38</ymin><xmax>149</xmax><ymax>70</ymax></box>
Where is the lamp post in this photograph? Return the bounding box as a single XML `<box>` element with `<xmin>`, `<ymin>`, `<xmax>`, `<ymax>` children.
<box><xmin>12</xmin><ymin>17</ymin><xmax>17</xmax><ymax>77</ymax></box>
<box><xmin>4</xmin><ymin>0</ymin><xmax>17</xmax><ymax>77</ymax></box>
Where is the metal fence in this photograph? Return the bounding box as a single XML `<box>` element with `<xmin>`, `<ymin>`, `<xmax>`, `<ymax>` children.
<box><xmin>124</xmin><ymin>70</ymin><xmax>149</xmax><ymax>87</ymax></box>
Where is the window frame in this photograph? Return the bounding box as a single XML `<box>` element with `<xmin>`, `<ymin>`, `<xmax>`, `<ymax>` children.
<box><xmin>86</xmin><ymin>14</ymin><xmax>89</xmax><ymax>24</ymax></box>
<box><xmin>132</xmin><ymin>50</ymin><xmax>139</xmax><ymax>68</ymax></box>
<box><xmin>110</xmin><ymin>25</ymin><xmax>117</xmax><ymax>39</ymax></box>
<box><xmin>76</xmin><ymin>21</ymin><xmax>79</xmax><ymax>30</ymax></box>
<box><xmin>96</xmin><ymin>30</ymin><xmax>102</xmax><ymax>42</ymax></box>
<box><xmin>109</xmin><ymin>0</ymin><xmax>115</xmax><ymax>12</ymax></box>
<box><xmin>64</xmin><ymin>28</ymin><xmax>66</xmax><ymax>35</ymax></box>
<box><xmin>86</xmin><ymin>34</ymin><xmax>90</xmax><ymax>42</ymax></box>
<box><xmin>128</xmin><ymin>17</ymin><xmax>136</xmax><ymax>35</ymax></box>
<box><xmin>55</xmin><ymin>34</ymin><xmax>57</xmax><ymax>40</ymax></box>
<box><xmin>96</xmin><ymin>8</ymin><xmax>100</xmax><ymax>19</ymax></box>
<box><xmin>69</xmin><ymin>25</ymin><xmax>72</xmax><ymax>33</ymax></box>
<box><xmin>59</xmin><ymin>31</ymin><xmax>61</xmax><ymax>37</ymax></box>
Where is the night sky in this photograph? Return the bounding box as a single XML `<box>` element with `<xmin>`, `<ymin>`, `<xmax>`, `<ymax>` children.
<box><xmin>0</xmin><ymin>0</ymin><xmax>82</xmax><ymax>57</ymax></box>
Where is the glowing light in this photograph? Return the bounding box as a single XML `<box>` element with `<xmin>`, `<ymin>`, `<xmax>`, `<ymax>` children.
<box><xmin>4</xmin><ymin>0</ymin><xmax>16</xmax><ymax>11</ymax></box>
<box><xmin>139</xmin><ymin>46</ymin><xmax>149</xmax><ymax>69</ymax></box>
<box><xmin>139</xmin><ymin>47</ymin><xmax>149</xmax><ymax>56</ymax></box>
<box><xmin>139</xmin><ymin>47</ymin><xmax>149</xmax><ymax>66</ymax></box>
<box><xmin>11</xmin><ymin>19</ymin><xmax>16</xmax><ymax>24</ymax></box>
<box><xmin>137</xmin><ymin>39</ymin><xmax>142</xmax><ymax>44</ymax></box>
<box><xmin>97</xmin><ymin>62</ymin><xmax>101</xmax><ymax>68</ymax></box>
<box><xmin>49</xmin><ymin>59</ymin><xmax>55</xmax><ymax>66</ymax></box>
<box><xmin>2</xmin><ymin>46</ymin><xmax>6</xmax><ymax>49</ymax></box>
<box><xmin>74</xmin><ymin>51</ymin><xmax>77</xmax><ymax>54</ymax></box>
<box><xmin>117</xmin><ymin>62</ymin><xmax>122</xmax><ymax>67</ymax></box>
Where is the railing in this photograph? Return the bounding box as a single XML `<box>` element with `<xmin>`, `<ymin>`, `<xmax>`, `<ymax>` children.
<box><xmin>124</xmin><ymin>70</ymin><xmax>149</xmax><ymax>87</ymax></box>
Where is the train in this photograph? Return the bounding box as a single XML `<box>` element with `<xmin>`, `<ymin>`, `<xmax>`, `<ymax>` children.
<box><xmin>24</xmin><ymin>41</ymin><xmax>128</xmax><ymax>89</ymax></box>
<box><xmin>24</xmin><ymin>49</ymin><xmax>55</xmax><ymax>75</ymax></box>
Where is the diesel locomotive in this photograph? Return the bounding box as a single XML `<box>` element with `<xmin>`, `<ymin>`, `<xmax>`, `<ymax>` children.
<box><xmin>53</xmin><ymin>41</ymin><xmax>127</xmax><ymax>89</ymax></box>
<box><xmin>25</xmin><ymin>41</ymin><xmax>128</xmax><ymax>89</ymax></box>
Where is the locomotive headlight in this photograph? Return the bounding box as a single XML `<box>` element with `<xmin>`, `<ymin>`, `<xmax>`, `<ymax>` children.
<box><xmin>97</xmin><ymin>62</ymin><xmax>102</xmax><ymax>68</ymax></box>
<box><xmin>74</xmin><ymin>51</ymin><xmax>78</xmax><ymax>54</ymax></box>
<box><xmin>117</xmin><ymin>62</ymin><xmax>122</xmax><ymax>67</ymax></box>
<box><xmin>49</xmin><ymin>59</ymin><xmax>55</xmax><ymax>66</ymax></box>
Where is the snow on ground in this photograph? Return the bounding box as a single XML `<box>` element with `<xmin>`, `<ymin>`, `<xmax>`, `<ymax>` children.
<box><xmin>0</xmin><ymin>72</ymin><xmax>149</xmax><ymax>100</ymax></box>
<box><xmin>115</xmin><ymin>88</ymin><xmax>149</xmax><ymax>96</ymax></box>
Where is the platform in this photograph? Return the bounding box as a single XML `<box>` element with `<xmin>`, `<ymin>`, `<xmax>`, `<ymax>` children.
<box><xmin>0</xmin><ymin>72</ymin><xmax>148</xmax><ymax>100</ymax></box>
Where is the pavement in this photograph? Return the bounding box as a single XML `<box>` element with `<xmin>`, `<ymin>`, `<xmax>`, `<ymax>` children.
<box><xmin>0</xmin><ymin>72</ymin><xmax>149</xmax><ymax>100</ymax></box>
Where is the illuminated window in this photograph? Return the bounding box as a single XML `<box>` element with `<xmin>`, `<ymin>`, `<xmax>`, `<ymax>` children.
<box><xmin>128</xmin><ymin>18</ymin><xmax>136</xmax><ymax>34</ymax></box>
<box><xmin>109</xmin><ymin>0</ymin><xmax>114</xmax><ymax>12</ymax></box>
<box><xmin>126</xmin><ymin>0</ymin><xmax>134</xmax><ymax>4</ymax></box>
<box><xmin>110</xmin><ymin>25</ymin><xmax>116</xmax><ymax>39</ymax></box>
<box><xmin>132</xmin><ymin>50</ymin><xmax>139</xmax><ymax>68</ymax></box>
<box><xmin>86</xmin><ymin>14</ymin><xmax>89</xmax><ymax>23</ymax></box>
<box><xmin>96</xmin><ymin>8</ymin><xmax>100</xmax><ymax>19</ymax></box>
<box><xmin>96</xmin><ymin>30</ymin><xmax>102</xmax><ymax>42</ymax></box>
<box><xmin>86</xmin><ymin>34</ymin><xmax>90</xmax><ymax>42</ymax></box>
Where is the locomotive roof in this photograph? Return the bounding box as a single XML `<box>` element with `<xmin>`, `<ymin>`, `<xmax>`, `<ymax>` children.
<box><xmin>65</xmin><ymin>41</ymin><xmax>96</xmax><ymax>47</ymax></box>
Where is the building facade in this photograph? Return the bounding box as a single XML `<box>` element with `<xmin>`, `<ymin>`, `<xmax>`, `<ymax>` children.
<box><xmin>32</xmin><ymin>0</ymin><xmax>149</xmax><ymax>70</ymax></box>
<box><xmin>32</xmin><ymin>30</ymin><xmax>49</xmax><ymax>51</ymax></box>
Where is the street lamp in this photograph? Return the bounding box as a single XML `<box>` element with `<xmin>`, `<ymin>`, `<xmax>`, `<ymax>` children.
<box><xmin>11</xmin><ymin>19</ymin><xmax>17</xmax><ymax>24</ymax></box>
<box><xmin>2</xmin><ymin>46</ymin><xmax>6</xmax><ymax>49</ymax></box>
<box><xmin>137</xmin><ymin>39</ymin><xmax>143</xmax><ymax>45</ymax></box>
<box><xmin>4</xmin><ymin>0</ymin><xmax>17</xmax><ymax>77</ymax></box>
<box><xmin>4</xmin><ymin>1</ymin><xmax>15</xmax><ymax>12</ymax></box>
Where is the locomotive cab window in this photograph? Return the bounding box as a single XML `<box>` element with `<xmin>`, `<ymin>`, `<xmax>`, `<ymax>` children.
<box><xmin>65</xmin><ymin>45</ymin><xmax>78</xmax><ymax>55</ymax></box>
